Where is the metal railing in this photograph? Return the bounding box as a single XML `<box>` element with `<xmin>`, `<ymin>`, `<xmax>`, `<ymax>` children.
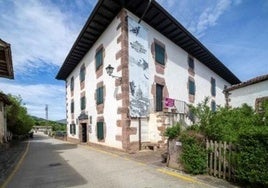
<box><xmin>149</xmin><ymin>98</ymin><xmax>189</xmax><ymax>114</ymax></box>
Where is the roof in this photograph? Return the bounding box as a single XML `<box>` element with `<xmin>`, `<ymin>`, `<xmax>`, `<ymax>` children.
<box><xmin>56</xmin><ymin>0</ymin><xmax>241</xmax><ymax>84</ymax></box>
<box><xmin>225</xmin><ymin>74</ymin><xmax>268</xmax><ymax>92</ymax></box>
<box><xmin>0</xmin><ymin>92</ymin><xmax>11</xmax><ymax>105</ymax></box>
<box><xmin>0</xmin><ymin>39</ymin><xmax>14</xmax><ymax>79</ymax></box>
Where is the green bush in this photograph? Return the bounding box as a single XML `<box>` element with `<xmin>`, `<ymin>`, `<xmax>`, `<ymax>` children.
<box><xmin>180</xmin><ymin>132</ymin><xmax>207</xmax><ymax>174</ymax></box>
<box><xmin>164</xmin><ymin>122</ymin><xmax>181</xmax><ymax>139</ymax></box>
<box><xmin>235</xmin><ymin>127</ymin><xmax>268</xmax><ymax>187</ymax></box>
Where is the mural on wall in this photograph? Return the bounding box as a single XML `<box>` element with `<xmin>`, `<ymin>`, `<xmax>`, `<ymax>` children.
<box><xmin>128</xmin><ymin>17</ymin><xmax>149</xmax><ymax>117</ymax></box>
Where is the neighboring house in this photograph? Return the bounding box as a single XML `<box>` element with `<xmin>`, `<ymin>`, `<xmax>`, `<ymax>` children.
<box><xmin>0</xmin><ymin>39</ymin><xmax>14</xmax><ymax>143</ymax></box>
<box><xmin>56</xmin><ymin>0</ymin><xmax>240</xmax><ymax>152</ymax></box>
<box><xmin>224</xmin><ymin>74</ymin><xmax>268</xmax><ymax>111</ymax></box>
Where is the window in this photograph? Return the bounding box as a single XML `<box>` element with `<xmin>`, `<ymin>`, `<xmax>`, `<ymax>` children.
<box><xmin>156</xmin><ymin>84</ymin><xmax>163</xmax><ymax>112</ymax></box>
<box><xmin>71</xmin><ymin>101</ymin><xmax>74</xmax><ymax>113</ymax></box>
<box><xmin>70</xmin><ymin>77</ymin><xmax>74</xmax><ymax>91</ymax></box>
<box><xmin>80</xmin><ymin>65</ymin><xmax>85</xmax><ymax>82</ymax></box>
<box><xmin>188</xmin><ymin>56</ymin><xmax>194</xmax><ymax>70</ymax></box>
<box><xmin>97</xmin><ymin>122</ymin><xmax>104</xmax><ymax>140</ymax></box>
<box><xmin>80</xmin><ymin>96</ymin><xmax>86</xmax><ymax>110</ymax></box>
<box><xmin>211</xmin><ymin>101</ymin><xmax>216</xmax><ymax>112</ymax></box>
<box><xmin>95</xmin><ymin>48</ymin><xmax>103</xmax><ymax>70</ymax></box>
<box><xmin>155</xmin><ymin>43</ymin><xmax>165</xmax><ymax>65</ymax></box>
<box><xmin>211</xmin><ymin>78</ymin><xmax>216</xmax><ymax>97</ymax></box>
<box><xmin>189</xmin><ymin>80</ymin><xmax>195</xmax><ymax>95</ymax></box>
<box><xmin>70</xmin><ymin>124</ymin><xmax>76</xmax><ymax>134</ymax></box>
<box><xmin>96</xmin><ymin>87</ymin><xmax>103</xmax><ymax>105</ymax></box>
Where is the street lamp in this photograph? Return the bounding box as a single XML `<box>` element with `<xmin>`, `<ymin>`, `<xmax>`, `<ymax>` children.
<box><xmin>105</xmin><ymin>64</ymin><xmax>122</xmax><ymax>81</ymax></box>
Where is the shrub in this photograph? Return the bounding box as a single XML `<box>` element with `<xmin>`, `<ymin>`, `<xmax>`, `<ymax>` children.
<box><xmin>164</xmin><ymin>122</ymin><xmax>181</xmax><ymax>139</ymax></box>
<box><xmin>180</xmin><ymin>132</ymin><xmax>207</xmax><ymax>174</ymax></box>
<box><xmin>235</xmin><ymin>126</ymin><xmax>268</xmax><ymax>187</ymax></box>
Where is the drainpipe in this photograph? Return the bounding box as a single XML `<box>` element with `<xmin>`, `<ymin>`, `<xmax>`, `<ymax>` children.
<box><xmin>138</xmin><ymin>0</ymin><xmax>152</xmax><ymax>24</ymax></box>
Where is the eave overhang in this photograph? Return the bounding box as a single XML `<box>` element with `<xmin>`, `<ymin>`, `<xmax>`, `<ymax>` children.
<box><xmin>0</xmin><ymin>39</ymin><xmax>14</xmax><ymax>79</ymax></box>
<box><xmin>56</xmin><ymin>0</ymin><xmax>241</xmax><ymax>85</ymax></box>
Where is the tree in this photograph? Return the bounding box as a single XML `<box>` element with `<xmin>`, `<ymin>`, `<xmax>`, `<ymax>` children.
<box><xmin>6</xmin><ymin>94</ymin><xmax>34</xmax><ymax>135</ymax></box>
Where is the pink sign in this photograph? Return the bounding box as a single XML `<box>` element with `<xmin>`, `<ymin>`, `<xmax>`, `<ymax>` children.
<box><xmin>165</xmin><ymin>98</ymin><xmax>175</xmax><ymax>108</ymax></box>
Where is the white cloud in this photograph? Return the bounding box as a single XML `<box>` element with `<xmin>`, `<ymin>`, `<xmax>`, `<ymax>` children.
<box><xmin>0</xmin><ymin>82</ymin><xmax>65</xmax><ymax>120</ymax></box>
<box><xmin>0</xmin><ymin>0</ymin><xmax>83</xmax><ymax>74</ymax></box>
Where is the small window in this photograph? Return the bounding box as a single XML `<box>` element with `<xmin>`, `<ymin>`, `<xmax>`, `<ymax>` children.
<box><xmin>71</xmin><ymin>101</ymin><xmax>74</xmax><ymax>113</ymax></box>
<box><xmin>80</xmin><ymin>96</ymin><xmax>86</xmax><ymax>110</ymax></box>
<box><xmin>95</xmin><ymin>48</ymin><xmax>103</xmax><ymax>70</ymax></box>
<box><xmin>189</xmin><ymin>80</ymin><xmax>195</xmax><ymax>95</ymax></box>
<box><xmin>188</xmin><ymin>56</ymin><xmax>194</xmax><ymax>70</ymax></box>
<box><xmin>211</xmin><ymin>78</ymin><xmax>216</xmax><ymax>97</ymax></box>
<box><xmin>156</xmin><ymin>84</ymin><xmax>163</xmax><ymax>112</ymax></box>
<box><xmin>70</xmin><ymin>77</ymin><xmax>74</xmax><ymax>91</ymax></box>
<box><xmin>96</xmin><ymin>87</ymin><xmax>103</xmax><ymax>105</ymax></box>
<box><xmin>70</xmin><ymin>124</ymin><xmax>76</xmax><ymax>134</ymax></box>
<box><xmin>211</xmin><ymin>101</ymin><xmax>216</xmax><ymax>112</ymax></box>
<box><xmin>97</xmin><ymin>122</ymin><xmax>104</xmax><ymax>140</ymax></box>
<box><xmin>155</xmin><ymin>43</ymin><xmax>165</xmax><ymax>65</ymax></box>
<box><xmin>80</xmin><ymin>65</ymin><xmax>85</xmax><ymax>82</ymax></box>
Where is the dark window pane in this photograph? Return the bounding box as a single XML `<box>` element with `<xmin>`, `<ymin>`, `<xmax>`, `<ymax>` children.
<box><xmin>155</xmin><ymin>43</ymin><xmax>165</xmax><ymax>65</ymax></box>
<box><xmin>71</xmin><ymin>102</ymin><xmax>74</xmax><ymax>113</ymax></box>
<box><xmin>188</xmin><ymin>56</ymin><xmax>194</xmax><ymax>70</ymax></box>
<box><xmin>80</xmin><ymin>65</ymin><xmax>85</xmax><ymax>82</ymax></box>
<box><xmin>211</xmin><ymin>78</ymin><xmax>216</xmax><ymax>96</ymax></box>
<box><xmin>81</xmin><ymin>96</ymin><xmax>86</xmax><ymax>110</ymax></box>
<box><xmin>97</xmin><ymin>122</ymin><xmax>104</xmax><ymax>140</ymax></box>
<box><xmin>189</xmin><ymin>80</ymin><xmax>195</xmax><ymax>95</ymax></box>
<box><xmin>97</xmin><ymin>87</ymin><xmax>103</xmax><ymax>104</ymax></box>
<box><xmin>156</xmin><ymin>84</ymin><xmax>163</xmax><ymax>111</ymax></box>
<box><xmin>211</xmin><ymin>101</ymin><xmax>216</xmax><ymax>112</ymax></box>
<box><xmin>95</xmin><ymin>49</ymin><xmax>103</xmax><ymax>70</ymax></box>
<box><xmin>70</xmin><ymin>77</ymin><xmax>74</xmax><ymax>91</ymax></box>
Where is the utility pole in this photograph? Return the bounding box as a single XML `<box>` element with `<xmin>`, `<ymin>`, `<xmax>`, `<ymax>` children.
<box><xmin>45</xmin><ymin>104</ymin><xmax>48</xmax><ymax>134</ymax></box>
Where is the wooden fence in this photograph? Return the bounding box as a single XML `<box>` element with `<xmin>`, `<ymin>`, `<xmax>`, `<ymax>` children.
<box><xmin>206</xmin><ymin>140</ymin><xmax>235</xmax><ymax>181</ymax></box>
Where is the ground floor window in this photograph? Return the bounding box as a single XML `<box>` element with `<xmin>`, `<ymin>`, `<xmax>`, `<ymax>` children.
<box><xmin>70</xmin><ymin>124</ymin><xmax>76</xmax><ymax>134</ymax></box>
<box><xmin>97</xmin><ymin>122</ymin><xmax>104</xmax><ymax>140</ymax></box>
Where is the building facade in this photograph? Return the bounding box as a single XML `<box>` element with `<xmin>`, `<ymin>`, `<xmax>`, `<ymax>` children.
<box><xmin>225</xmin><ymin>74</ymin><xmax>268</xmax><ymax>110</ymax></box>
<box><xmin>0</xmin><ymin>39</ymin><xmax>14</xmax><ymax>143</ymax></box>
<box><xmin>56</xmin><ymin>0</ymin><xmax>240</xmax><ymax>152</ymax></box>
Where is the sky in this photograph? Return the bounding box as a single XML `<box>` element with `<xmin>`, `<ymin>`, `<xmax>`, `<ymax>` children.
<box><xmin>0</xmin><ymin>0</ymin><xmax>267</xmax><ymax>120</ymax></box>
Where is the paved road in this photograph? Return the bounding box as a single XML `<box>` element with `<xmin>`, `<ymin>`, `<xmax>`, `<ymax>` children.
<box><xmin>6</xmin><ymin>133</ymin><xmax>213</xmax><ymax>188</ymax></box>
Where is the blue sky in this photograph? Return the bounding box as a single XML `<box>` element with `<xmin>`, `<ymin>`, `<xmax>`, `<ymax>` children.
<box><xmin>0</xmin><ymin>0</ymin><xmax>267</xmax><ymax>120</ymax></box>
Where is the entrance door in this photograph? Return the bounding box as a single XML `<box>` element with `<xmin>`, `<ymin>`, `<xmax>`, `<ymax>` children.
<box><xmin>81</xmin><ymin>123</ymin><xmax>87</xmax><ymax>143</ymax></box>
<box><xmin>156</xmin><ymin>84</ymin><xmax>163</xmax><ymax>112</ymax></box>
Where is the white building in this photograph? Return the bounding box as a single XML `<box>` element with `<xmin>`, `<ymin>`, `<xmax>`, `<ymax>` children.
<box><xmin>0</xmin><ymin>39</ymin><xmax>14</xmax><ymax>143</ymax></box>
<box><xmin>225</xmin><ymin>74</ymin><xmax>268</xmax><ymax>110</ymax></box>
<box><xmin>56</xmin><ymin>0</ymin><xmax>240</xmax><ymax>152</ymax></box>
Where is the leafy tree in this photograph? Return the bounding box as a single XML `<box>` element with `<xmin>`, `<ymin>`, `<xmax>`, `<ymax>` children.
<box><xmin>6</xmin><ymin>95</ymin><xmax>34</xmax><ymax>135</ymax></box>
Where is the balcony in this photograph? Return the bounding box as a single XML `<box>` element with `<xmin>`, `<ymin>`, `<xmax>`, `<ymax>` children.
<box><xmin>149</xmin><ymin>98</ymin><xmax>189</xmax><ymax>114</ymax></box>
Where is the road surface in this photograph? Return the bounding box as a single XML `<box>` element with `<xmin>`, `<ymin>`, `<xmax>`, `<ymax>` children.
<box><xmin>5</xmin><ymin>133</ymin><xmax>213</xmax><ymax>188</ymax></box>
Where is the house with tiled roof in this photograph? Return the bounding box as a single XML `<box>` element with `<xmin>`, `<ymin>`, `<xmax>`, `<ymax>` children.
<box><xmin>0</xmin><ymin>39</ymin><xmax>14</xmax><ymax>143</ymax></box>
<box><xmin>56</xmin><ymin>0</ymin><xmax>240</xmax><ymax>152</ymax></box>
<box><xmin>224</xmin><ymin>74</ymin><xmax>268</xmax><ymax>111</ymax></box>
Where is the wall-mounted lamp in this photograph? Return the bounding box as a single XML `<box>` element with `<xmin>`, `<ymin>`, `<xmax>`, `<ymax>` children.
<box><xmin>105</xmin><ymin>64</ymin><xmax>122</xmax><ymax>81</ymax></box>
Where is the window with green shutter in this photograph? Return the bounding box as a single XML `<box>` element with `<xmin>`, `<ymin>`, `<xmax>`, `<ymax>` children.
<box><xmin>70</xmin><ymin>124</ymin><xmax>76</xmax><ymax>134</ymax></box>
<box><xmin>95</xmin><ymin>48</ymin><xmax>103</xmax><ymax>71</ymax></box>
<box><xmin>97</xmin><ymin>122</ymin><xmax>104</xmax><ymax>140</ymax></box>
<box><xmin>80</xmin><ymin>65</ymin><xmax>85</xmax><ymax>82</ymax></box>
<box><xmin>80</xmin><ymin>96</ymin><xmax>86</xmax><ymax>110</ymax></box>
<box><xmin>70</xmin><ymin>77</ymin><xmax>74</xmax><ymax>91</ymax></box>
<box><xmin>188</xmin><ymin>56</ymin><xmax>194</xmax><ymax>70</ymax></box>
<box><xmin>71</xmin><ymin>101</ymin><xmax>74</xmax><ymax>113</ymax></box>
<box><xmin>155</xmin><ymin>43</ymin><xmax>165</xmax><ymax>65</ymax></box>
<box><xmin>189</xmin><ymin>80</ymin><xmax>195</xmax><ymax>95</ymax></box>
<box><xmin>211</xmin><ymin>101</ymin><xmax>216</xmax><ymax>112</ymax></box>
<box><xmin>211</xmin><ymin>78</ymin><xmax>216</xmax><ymax>97</ymax></box>
<box><xmin>96</xmin><ymin>87</ymin><xmax>103</xmax><ymax>105</ymax></box>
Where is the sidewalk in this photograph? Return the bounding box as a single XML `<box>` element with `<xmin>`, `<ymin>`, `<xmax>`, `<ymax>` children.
<box><xmin>0</xmin><ymin>141</ymin><xmax>27</xmax><ymax>186</ymax></box>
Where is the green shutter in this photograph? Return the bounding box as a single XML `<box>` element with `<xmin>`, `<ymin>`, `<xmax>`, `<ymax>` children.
<box><xmin>80</xmin><ymin>66</ymin><xmax>85</xmax><ymax>82</ymax></box>
<box><xmin>155</xmin><ymin>43</ymin><xmax>165</xmax><ymax>65</ymax></box>
<box><xmin>97</xmin><ymin>122</ymin><xmax>104</xmax><ymax>140</ymax></box>
<box><xmin>71</xmin><ymin>102</ymin><xmax>74</xmax><ymax>113</ymax></box>
<box><xmin>189</xmin><ymin>80</ymin><xmax>195</xmax><ymax>95</ymax></box>
<box><xmin>81</xmin><ymin>96</ymin><xmax>86</xmax><ymax>110</ymax></box>
<box><xmin>97</xmin><ymin>87</ymin><xmax>103</xmax><ymax>104</ymax></box>
<box><xmin>95</xmin><ymin>49</ymin><xmax>103</xmax><ymax>70</ymax></box>
<box><xmin>211</xmin><ymin>78</ymin><xmax>216</xmax><ymax>96</ymax></box>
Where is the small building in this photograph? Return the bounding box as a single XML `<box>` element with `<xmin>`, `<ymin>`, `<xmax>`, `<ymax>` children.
<box><xmin>0</xmin><ymin>39</ymin><xmax>14</xmax><ymax>143</ymax></box>
<box><xmin>56</xmin><ymin>0</ymin><xmax>240</xmax><ymax>152</ymax></box>
<box><xmin>224</xmin><ymin>74</ymin><xmax>268</xmax><ymax>111</ymax></box>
